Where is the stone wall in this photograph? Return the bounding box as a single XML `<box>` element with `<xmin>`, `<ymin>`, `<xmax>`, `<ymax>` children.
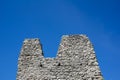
<box><xmin>16</xmin><ymin>35</ymin><xmax>103</xmax><ymax>80</ymax></box>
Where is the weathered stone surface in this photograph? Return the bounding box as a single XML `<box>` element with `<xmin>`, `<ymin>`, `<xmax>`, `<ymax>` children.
<box><xmin>16</xmin><ymin>34</ymin><xmax>103</xmax><ymax>80</ymax></box>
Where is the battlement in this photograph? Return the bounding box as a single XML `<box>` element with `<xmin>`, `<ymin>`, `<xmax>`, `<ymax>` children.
<box><xmin>17</xmin><ymin>34</ymin><xmax>103</xmax><ymax>80</ymax></box>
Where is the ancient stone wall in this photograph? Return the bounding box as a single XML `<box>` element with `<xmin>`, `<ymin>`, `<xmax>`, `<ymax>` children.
<box><xmin>16</xmin><ymin>35</ymin><xmax>103</xmax><ymax>80</ymax></box>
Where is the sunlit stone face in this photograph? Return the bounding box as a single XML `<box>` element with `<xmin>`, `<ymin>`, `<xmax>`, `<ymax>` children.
<box><xmin>17</xmin><ymin>35</ymin><xmax>103</xmax><ymax>80</ymax></box>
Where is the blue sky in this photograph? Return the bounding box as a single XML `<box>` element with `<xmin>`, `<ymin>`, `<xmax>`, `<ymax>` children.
<box><xmin>0</xmin><ymin>0</ymin><xmax>120</xmax><ymax>80</ymax></box>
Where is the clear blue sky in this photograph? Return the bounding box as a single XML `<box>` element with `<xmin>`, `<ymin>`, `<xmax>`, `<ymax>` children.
<box><xmin>0</xmin><ymin>0</ymin><xmax>120</xmax><ymax>80</ymax></box>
